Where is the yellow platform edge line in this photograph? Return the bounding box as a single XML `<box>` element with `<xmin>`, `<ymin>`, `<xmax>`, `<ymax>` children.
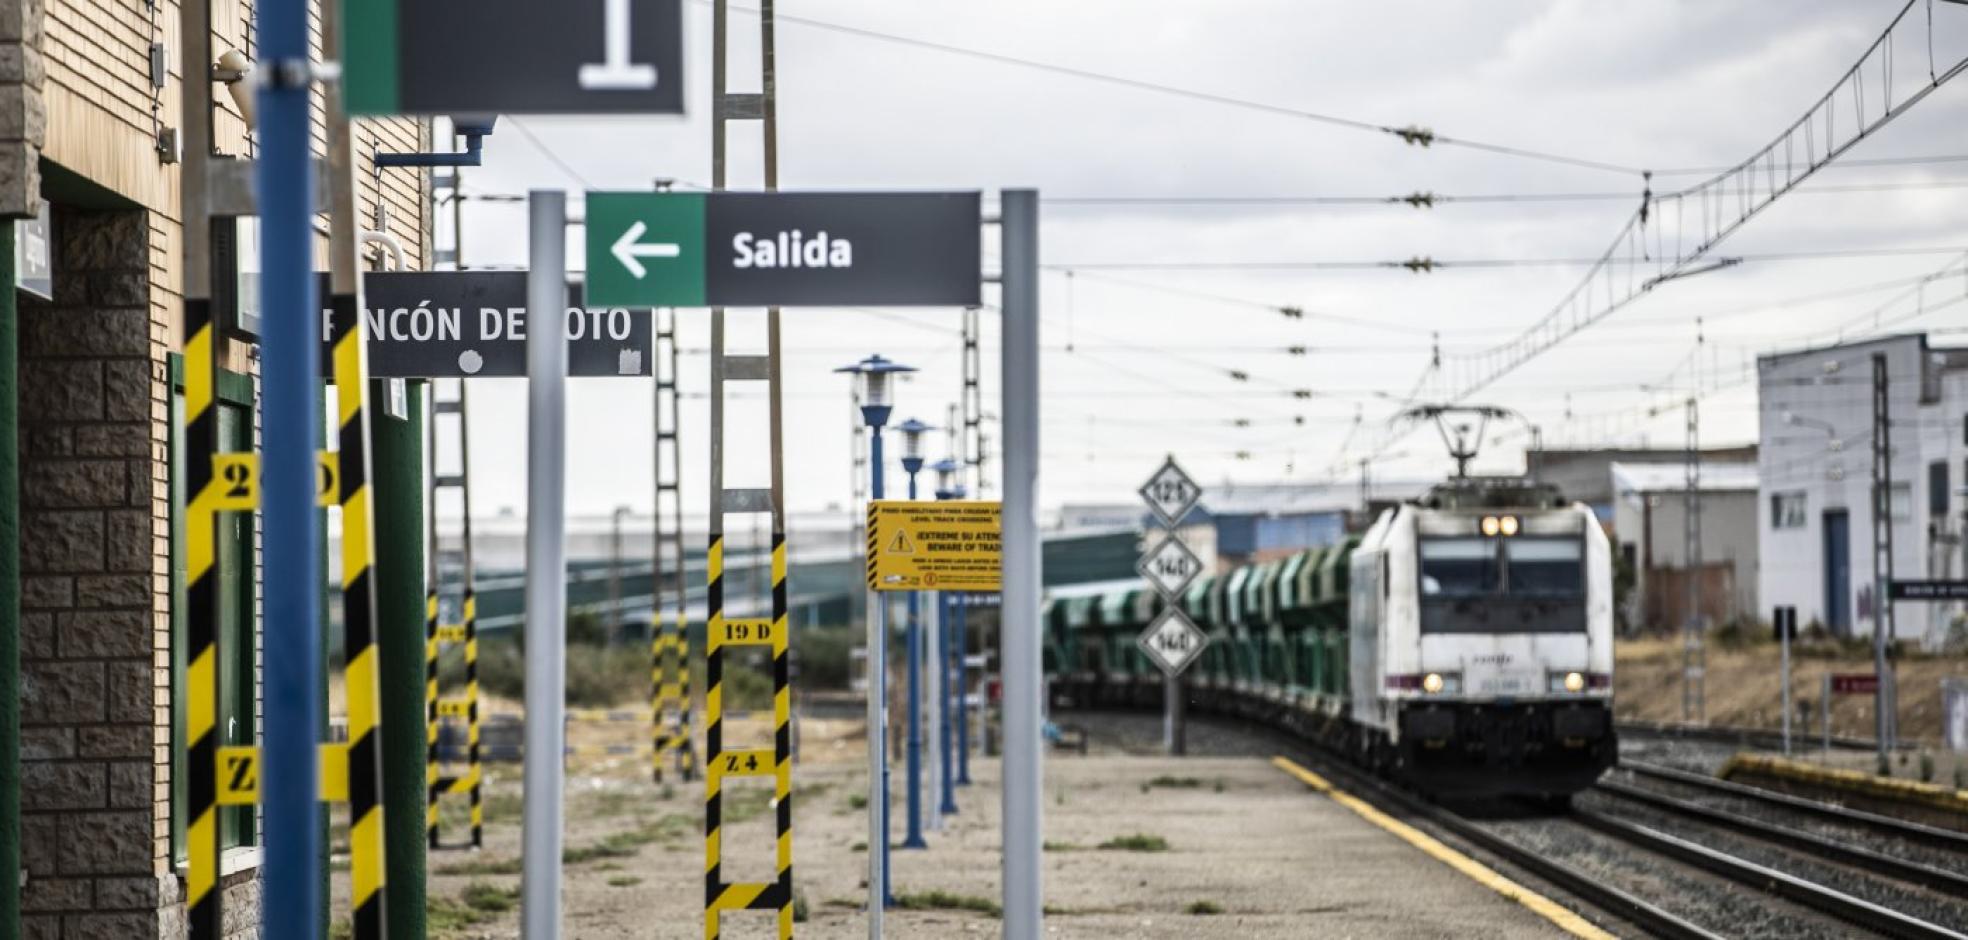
<box><xmin>1270</xmin><ymin>756</ymin><xmax>1614</xmax><ymax>940</ymax></box>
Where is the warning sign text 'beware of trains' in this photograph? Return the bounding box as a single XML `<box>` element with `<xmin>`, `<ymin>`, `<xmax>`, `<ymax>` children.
<box><xmin>866</xmin><ymin>500</ymin><xmax>1002</xmax><ymax>592</ymax></box>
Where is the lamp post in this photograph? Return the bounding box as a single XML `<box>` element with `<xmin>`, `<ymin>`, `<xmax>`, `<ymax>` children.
<box><xmin>931</xmin><ymin>457</ymin><xmax>965</xmax><ymax>813</ymax></box>
<box><xmin>836</xmin><ymin>354</ymin><xmax>914</xmax><ymax>910</ymax></box>
<box><xmin>896</xmin><ymin>417</ymin><xmax>934</xmax><ymax>848</ymax></box>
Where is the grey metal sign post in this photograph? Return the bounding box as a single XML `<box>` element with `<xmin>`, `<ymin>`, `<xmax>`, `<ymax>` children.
<box><xmin>999</xmin><ymin>189</ymin><xmax>1044</xmax><ymax>939</ymax></box>
<box><xmin>1137</xmin><ymin>456</ymin><xmax>1206</xmax><ymax>756</ymax></box>
<box><xmin>521</xmin><ymin>191</ymin><xmax>569</xmax><ymax>937</ymax></box>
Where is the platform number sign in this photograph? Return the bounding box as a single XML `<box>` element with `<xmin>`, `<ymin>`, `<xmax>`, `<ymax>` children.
<box><xmin>1139</xmin><ymin>457</ymin><xmax>1201</xmax><ymax>529</ymax></box>
<box><xmin>1137</xmin><ymin>536</ymin><xmax>1203</xmax><ymax>599</ymax></box>
<box><xmin>1138</xmin><ymin>608</ymin><xmax>1208</xmax><ymax>677</ymax></box>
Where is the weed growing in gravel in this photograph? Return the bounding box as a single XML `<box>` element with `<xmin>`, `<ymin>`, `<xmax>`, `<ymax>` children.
<box><xmin>1042</xmin><ymin>841</ymin><xmax>1081</xmax><ymax>852</ymax></box>
<box><xmin>661</xmin><ymin>783</ymin><xmax>676</xmax><ymax>800</ymax></box>
<box><xmin>1098</xmin><ymin>834</ymin><xmax>1169</xmax><ymax>852</ymax></box>
<box><xmin>850</xmin><ymin>841</ymin><xmax>867</xmax><ymax>852</ymax></box>
<box><xmin>723</xmin><ymin>786</ymin><xmax>776</xmax><ymax>824</ymax></box>
<box><xmin>461</xmin><ymin>881</ymin><xmax>520</xmax><ymax>913</ymax></box>
<box><xmin>1186</xmin><ymin>900</ymin><xmax>1224</xmax><ymax>915</ymax></box>
<box><xmin>825</xmin><ymin>898</ymin><xmax>861</xmax><ymax>909</ymax></box>
<box><xmin>434</xmin><ymin>855</ymin><xmax>522</xmax><ymax>877</ymax></box>
<box><xmin>846</xmin><ymin>793</ymin><xmax>868</xmax><ymax>810</ymax></box>
<box><xmin>895</xmin><ymin>890</ymin><xmax>1002</xmax><ymax>918</ymax></box>
<box><xmin>562</xmin><ymin>813</ymin><xmax>693</xmax><ymax>864</ymax></box>
<box><xmin>794</xmin><ymin>890</ymin><xmax>811</xmax><ymax>923</ymax></box>
<box><xmin>1143</xmin><ymin>776</ymin><xmax>1204</xmax><ymax>792</ymax></box>
<box><xmin>607</xmin><ymin>876</ymin><xmax>643</xmax><ymax>888</ymax></box>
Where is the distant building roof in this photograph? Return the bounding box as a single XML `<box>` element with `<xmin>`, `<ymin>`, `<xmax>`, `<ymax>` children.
<box><xmin>1611</xmin><ymin>461</ymin><xmax>1758</xmax><ymax>497</ymax></box>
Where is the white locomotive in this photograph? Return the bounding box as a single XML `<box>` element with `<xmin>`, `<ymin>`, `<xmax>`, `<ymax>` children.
<box><xmin>1348</xmin><ymin>477</ymin><xmax>1616</xmax><ymax>799</ymax></box>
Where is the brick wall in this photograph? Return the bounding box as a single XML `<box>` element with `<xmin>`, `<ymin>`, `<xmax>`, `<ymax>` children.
<box><xmin>18</xmin><ymin>205</ymin><xmax>178</xmax><ymax>939</ymax></box>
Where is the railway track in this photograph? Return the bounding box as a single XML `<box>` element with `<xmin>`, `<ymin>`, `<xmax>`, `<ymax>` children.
<box><xmin>1069</xmin><ymin>708</ymin><xmax>1968</xmax><ymax>938</ymax></box>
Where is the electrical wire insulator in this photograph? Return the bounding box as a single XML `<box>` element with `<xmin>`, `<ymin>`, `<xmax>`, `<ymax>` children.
<box><xmin>1402</xmin><ymin>256</ymin><xmax>1437</xmax><ymax>274</ymax></box>
<box><xmin>1400</xmin><ymin>191</ymin><xmax>1437</xmax><ymax>209</ymax></box>
<box><xmin>1393</xmin><ymin>125</ymin><xmax>1437</xmax><ymax>147</ymax></box>
<box><xmin>1278</xmin><ymin>305</ymin><xmax>1304</xmax><ymax>319</ymax></box>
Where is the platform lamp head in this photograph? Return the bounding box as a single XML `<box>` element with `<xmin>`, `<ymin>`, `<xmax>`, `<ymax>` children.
<box><xmin>897</xmin><ymin>418</ymin><xmax>935</xmax><ymax>476</ymax></box>
<box><xmin>931</xmin><ymin>457</ymin><xmax>965</xmax><ymax>501</ymax></box>
<box><xmin>835</xmin><ymin>354</ymin><xmax>916</xmax><ymax>429</ymax></box>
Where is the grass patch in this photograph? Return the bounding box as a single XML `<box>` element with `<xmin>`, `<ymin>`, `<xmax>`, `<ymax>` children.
<box><xmin>461</xmin><ymin>881</ymin><xmax>519</xmax><ymax>914</ymax></box>
<box><xmin>1097</xmin><ymin>834</ymin><xmax>1169</xmax><ymax>853</ymax></box>
<box><xmin>606</xmin><ymin>876</ymin><xmax>643</xmax><ymax>888</ymax></box>
<box><xmin>826</xmin><ymin>897</ymin><xmax>862</xmax><ymax>909</ymax></box>
<box><xmin>850</xmin><ymin>840</ymin><xmax>867</xmax><ymax>852</ymax></box>
<box><xmin>846</xmin><ymin>793</ymin><xmax>868</xmax><ymax>810</ymax></box>
<box><xmin>1186</xmin><ymin>900</ymin><xmax>1224</xmax><ymax>915</ymax></box>
<box><xmin>723</xmin><ymin>785</ymin><xmax>776</xmax><ymax>824</ymax></box>
<box><xmin>895</xmin><ymin>890</ymin><xmax>1001</xmax><ymax>918</ymax></box>
<box><xmin>1143</xmin><ymin>775</ymin><xmax>1204</xmax><ymax>792</ymax></box>
<box><xmin>1042</xmin><ymin>841</ymin><xmax>1081</xmax><ymax>852</ymax></box>
<box><xmin>562</xmin><ymin>813</ymin><xmax>693</xmax><ymax>865</ymax></box>
<box><xmin>434</xmin><ymin>854</ymin><xmax>522</xmax><ymax>877</ymax></box>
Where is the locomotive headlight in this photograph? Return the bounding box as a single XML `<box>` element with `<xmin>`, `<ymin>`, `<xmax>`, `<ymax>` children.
<box><xmin>1422</xmin><ymin>672</ymin><xmax>1446</xmax><ymax>694</ymax></box>
<box><xmin>1549</xmin><ymin>671</ymin><xmax>1587</xmax><ymax>693</ymax></box>
<box><xmin>1499</xmin><ymin>515</ymin><xmax>1520</xmax><ymax>537</ymax></box>
<box><xmin>1480</xmin><ymin>516</ymin><xmax>1501</xmax><ymax>537</ymax></box>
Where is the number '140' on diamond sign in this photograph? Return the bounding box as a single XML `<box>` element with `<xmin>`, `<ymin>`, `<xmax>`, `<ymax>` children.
<box><xmin>1138</xmin><ymin>608</ymin><xmax>1208</xmax><ymax>677</ymax></box>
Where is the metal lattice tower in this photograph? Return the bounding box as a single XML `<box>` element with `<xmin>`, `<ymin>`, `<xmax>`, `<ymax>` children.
<box><xmin>962</xmin><ymin>306</ymin><xmax>984</xmax><ymax>495</ymax></box>
<box><xmin>424</xmin><ymin>378</ymin><xmax>482</xmax><ymax>848</ymax></box>
<box><xmin>1682</xmin><ymin>396</ymin><xmax>1704</xmax><ymax>723</ymax></box>
<box><xmin>653</xmin><ymin>308</ymin><xmax>695</xmax><ymax>782</ymax></box>
<box><xmin>703</xmin><ymin>0</ymin><xmax>794</xmax><ymax>935</ymax></box>
<box><xmin>1870</xmin><ymin>353</ymin><xmax>1897</xmax><ymax>752</ymax></box>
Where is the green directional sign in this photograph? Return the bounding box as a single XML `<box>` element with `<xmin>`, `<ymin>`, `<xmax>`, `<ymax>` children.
<box><xmin>587</xmin><ymin>193</ymin><xmax>706</xmax><ymax>307</ymax></box>
<box><xmin>585</xmin><ymin>191</ymin><xmax>982</xmax><ymax>309</ymax></box>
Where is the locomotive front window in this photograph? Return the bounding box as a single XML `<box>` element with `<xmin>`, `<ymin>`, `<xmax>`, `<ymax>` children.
<box><xmin>1419</xmin><ymin>539</ymin><xmax>1500</xmax><ymax>597</ymax></box>
<box><xmin>1504</xmin><ymin>539</ymin><xmax>1583</xmax><ymax>596</ymax></box>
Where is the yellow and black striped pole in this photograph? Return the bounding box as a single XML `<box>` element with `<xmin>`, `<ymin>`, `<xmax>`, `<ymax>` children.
<box><xmin>330</xmin><ymin>294</ymin><xmax>389</xmax><ymax>936</ymax></box>
<box><xmin>184</xmin><ymin>297</ymin><xmax>222</xmax><ymax>940</ymax></box>
<box><xmin>702</xmin><ymin>535</ymin><xmax>793</xmax><ymax>939</ymax></box>
<box><xmin>651</xmin><ymin>612</ymin><xmax>670</xmax><ymax>784</ymax></box>
<box><xmin>463</xmin><ymin>588</ymin><xmax>482</xmax><ymax>847</ymax></box>
<box><xmin>770</xmin><ymin>532</ymin><xmax>793</xmax><ymax>936</ymax></box>
<box><xmin>703</xmin><ymin>534</ymin><xmax>724</xmax><ymax>937</ymax></box>
<box><xmin>424</xmin><ymin>589</ymin><xmax>439</xmax><ymax>848</ymax></box>
<box><xmin>677</xmin><ymin>609</ymin><xmax>696</xmax><ymax>780</ymax></box>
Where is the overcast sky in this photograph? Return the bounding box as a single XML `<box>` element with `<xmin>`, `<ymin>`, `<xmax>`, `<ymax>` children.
<box><xmin>431</xmin><ymin>0</ymin><xmax>1968</xmax><ymax>523</ymax></box>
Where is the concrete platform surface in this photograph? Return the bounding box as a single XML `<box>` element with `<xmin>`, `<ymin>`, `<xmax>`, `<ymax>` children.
<box><xmin>375</xmin><ymin>716</ymin><xmax>1579</xmax><ymax>938</ymax></box>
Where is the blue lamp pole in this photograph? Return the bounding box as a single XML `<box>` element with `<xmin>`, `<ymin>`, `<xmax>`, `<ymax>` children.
<box><xmin>931</xmin><ymin>458</ymin><xmax>964</xmax><ymax>814</ymax></box>
<box><xmin>895</xmin><ymin>418</ymin><xmax>933</xmax><ymax>849</ymax></box>
<box><xmin>836</xmin><ymin>354</ymin><xmax>914</xmax><ymax>908</ymax></box>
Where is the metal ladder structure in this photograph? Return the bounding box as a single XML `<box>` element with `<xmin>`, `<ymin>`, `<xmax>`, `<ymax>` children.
<box><xmin>703</xmin><ymin>0</ymin><xmax>794</xmax><ymax>936</ymax></box>
<box><xmin>425</xmin><ymin>377</ymin><xmax>483</xmax><ymax>848</ymax></box>
<box><xmin>652</xmin><ymin>308</ymin><xmax>697</xmax><ymax>783</ymax></box>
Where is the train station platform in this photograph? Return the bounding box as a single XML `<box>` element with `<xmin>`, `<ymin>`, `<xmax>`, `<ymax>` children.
<box><xmin>393</xmin><ymin>713</ymin><xmax>1587</xmax><ymax>938</ymax></box>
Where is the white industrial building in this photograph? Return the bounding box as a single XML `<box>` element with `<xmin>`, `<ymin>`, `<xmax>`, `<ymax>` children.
<box><xmin>1611</xmin><ymin>461</ymin><xmax>1760</xmax><ymax>632</ymax></box>
<box><xmin>1757</xmin><ymin>333</ymin><xmax>1968</xmax><ymax>647</ymax></box>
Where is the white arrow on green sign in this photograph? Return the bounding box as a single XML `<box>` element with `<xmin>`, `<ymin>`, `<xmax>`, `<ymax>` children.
<box><xmin>585</xmin><ymin>191</ymin><xmax>982</xmax><ymax>309</ymax></box>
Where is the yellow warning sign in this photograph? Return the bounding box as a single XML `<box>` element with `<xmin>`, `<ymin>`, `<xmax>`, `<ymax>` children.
<box><xmin>866</xmin><ymin>500</ymin><xmax>1001</xmax><ymax>592</ymax></box>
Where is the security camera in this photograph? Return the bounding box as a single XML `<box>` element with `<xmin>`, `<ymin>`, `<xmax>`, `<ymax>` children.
<box><xmin>215</xmin><ymin>50</ymin><xmax>256</xmax><ymax>128</ymax></box>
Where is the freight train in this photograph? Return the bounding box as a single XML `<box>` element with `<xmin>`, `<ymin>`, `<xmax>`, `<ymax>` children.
<box><xmin>1044</xmin><ymin>475</ymin><xmax>1616</xmax><ymax>801</ymax></box>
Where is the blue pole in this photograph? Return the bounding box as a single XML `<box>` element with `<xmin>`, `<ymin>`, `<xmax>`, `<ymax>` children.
<box><xmin>870</xmin><ymin>427</ymin><xmax>895</xmax><ymax>906</ymax></box>
<box><xmin>257</xmin><ymin>0</ymin><xmax>323</xmax><ymax>934</ymax></box>
<box><xmin>939</xmin><ymin>592</ymin><xmax>958</xmax><ymax>814</ymax></box>
<box><xmin>901</xmin><ymin>471</ymin><xmax>926</xmax><ymax>848</ymax></box>
<box><xmin>956</xmin><ymin>598</ymin><xmax>971</xmax><ymax>785</ymax></box>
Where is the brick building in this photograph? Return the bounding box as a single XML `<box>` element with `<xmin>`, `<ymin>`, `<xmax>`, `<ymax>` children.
<box><xmin>3</xmin><ymin>0</ymin><xmax>430</xmax><ymax>935</ymax></box>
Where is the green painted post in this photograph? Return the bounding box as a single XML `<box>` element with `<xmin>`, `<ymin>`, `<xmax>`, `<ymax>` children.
<box><xmin>370</xmin><ymin>379</ymin><xmax>426</xmax><ymax>938</ymax></box>
<box><xmin>0</xmin><ymin>220</ymin><xmax>20</xmax><ymax>940</ymax></box>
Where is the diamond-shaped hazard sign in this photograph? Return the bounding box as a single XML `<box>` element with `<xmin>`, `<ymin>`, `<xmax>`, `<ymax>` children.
<box><xmin>1138</xmin><ymin>608</ymin><xmax>1208</xmax><ymax>676</ymax></box>
<box><xmin>1137</xmin><ymin>535</ymin><xmax>1203</xmax><ymax>600</ymax></box>
<box><xmin>1139</xmin><ymin>457</ymin><xmax>1201</xmax><ymax>529</ymax></box>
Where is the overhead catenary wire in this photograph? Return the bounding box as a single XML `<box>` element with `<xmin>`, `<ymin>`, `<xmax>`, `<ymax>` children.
<box><xmin>1044</xmin><ymin>246</ymin><xmax>1968</xmax><ymax>271</ymax></box>
<box><xmin>714</xmin><ymin>0</ymin><xmax>1648</xmax><ymax>176</ymax></box>
<box><xmin>1043</xmin><ymin>177</ymin><xmax>1968</xmax><ymax>208</ymax></box>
